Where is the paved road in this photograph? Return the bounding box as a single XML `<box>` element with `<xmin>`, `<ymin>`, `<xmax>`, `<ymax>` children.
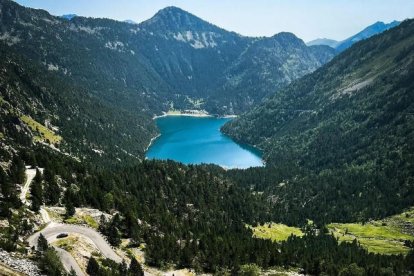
<box><xmin>54</xmin><ymin>247</ymin><xmax>85</xmax><ymax>276</ymax></box>
<box><xmin>24</xmin><ymin>168</ymin><xmax>122</xmax><ymax>275</ymax></box>
<box><xmin>28</xmin><ymin>223</ymin><xmax>122</xmax><ymax>263</ymax></box>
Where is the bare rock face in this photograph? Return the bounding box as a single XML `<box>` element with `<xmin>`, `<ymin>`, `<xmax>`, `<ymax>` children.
<box><xmin>0</xmin><ymin>250</ymin><xmax>44</xmax><ymax>276</ymax></box>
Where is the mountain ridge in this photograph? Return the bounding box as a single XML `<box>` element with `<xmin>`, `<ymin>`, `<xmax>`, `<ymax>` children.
<box><xmin>307</xmin><ymin>38</ymin><xmax>339</xmax><ymax>48</ymax></box>
<box><xmin>223</xmin><ymin>19</ymin><xmax>414</xmax><ymax>222</ymax></box>
<box><xmin>306</xmin><ymin>20</ymin><xmax>401</xmax><ymax>52</ymax></box>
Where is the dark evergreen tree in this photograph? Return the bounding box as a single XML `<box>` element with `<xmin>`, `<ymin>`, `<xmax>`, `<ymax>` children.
<box><xmin>119</xmin><ymin>260</ymin><xmax>128</xmax><ymax>276</ymax></box>
<box><xmin>129</xmin><ymin>258</ymin><xmax>144</xmax><ymax>276</ymax></box>
<box><xmin>0</xmin><ymin>168</ymin><xmax>13</xmax><ymax>218</ymax></box>
<box><xmin>65</xmin><ymin>201</ymin><xmax>76</xmax><ymax>218</ymax></box>
<box><xmin>106</xmin><ymin>214</ymin><xmax>121</xmax><ymax>247</ymax></box>
<box><xmin>43</xmin><ymin>168</ymin><xmax>60</xmax><ymax>205</ymax></box>
<box><xmin>44</xmin><ymin>178</ymin><xmax>60</xmax><ymax>205</ymax></box>
<box><xmin>86</xmin><ymin>257</ymin><xmax>100</xmax><ymax>275</ymax></box>
<box><xmin>37</xmin><ymin>233</ymin><xmax>48</xmax><ymax>252</ymax></box>
<box><xmin>30</xmin><ymin>169</ymin><xmax>43</xmax><ymax>212</ymax></box>
<box><xmin>10</xmin><ymin>155</ymin><xmax>25</xmax><ymax>184</ymax></box>
<box><xmin>39</xmin><ymin>248</ymin><xmax>64</xmax><ymax>276</ymax></box>
<box><xmin>68</xmin><ymin>267</ymin><xmax>77</xmax><ymax>276</ymax></box>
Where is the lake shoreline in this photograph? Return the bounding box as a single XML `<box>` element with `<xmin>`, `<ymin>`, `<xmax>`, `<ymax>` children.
<box><xmin>145</xmin><ymin>134</ymin><xmax>161</xmax><ymax>152</ymax></box>
<box><xmin>153</xmin><ymin>110</ymin><xmax>238</xmax><ymax>120</ymax></box>
<box><xmin>146</xmin><ymin>115</ymin><xmax>263</xmax><ymax>169</ymax></box>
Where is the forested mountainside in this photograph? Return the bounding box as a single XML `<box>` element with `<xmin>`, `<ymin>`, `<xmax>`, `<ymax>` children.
<box><xmin>0</xmin><ymin>44</ymin><xmax>157</xmax><ymax>166</ymax></box>
<box><xmin>0</xmin><ymin>0</ymin><xmax>334</xmax><ymax>115</ymax></box>
<box><xmin>223</xmin><ymin>19</ymin><xmax>414</xmax><ymax>224</ymax></box>
<box><xmin>209</xmin><ymin>33</ymin><xmax>334</xmax><ymax>113</ymax></box>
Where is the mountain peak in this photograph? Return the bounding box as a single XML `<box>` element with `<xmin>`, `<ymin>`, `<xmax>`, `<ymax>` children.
<box><xmin>141</xmin><ymin>6</ymin><xmax>219</xmax><ymax>33</ymax></box>
<box><xmin>156</xmin><ymin>6</ymin><xmax>188</xmax><ymax>15</ymax></box>
<box><xmin>272</xmin><ymin>32</ymin><xmax>300</xmax><ymax>40</ymax></box>
<box><xmin>267</xmin><ymin>32</ymin><xmax>306</xmax><ymax>48</ymax></box>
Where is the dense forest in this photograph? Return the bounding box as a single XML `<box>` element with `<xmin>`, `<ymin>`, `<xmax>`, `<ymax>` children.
<box><xmin>223</xmin><ymin>19</ymin><xmax>414</xmax><ymax>225</ymax></box>
<box><xmin>1</xmin><ymin>147</ymin><xmax>414</xmax><ymax>275</ymax></box>
<box><xmin>0</xmin><ymin>43</ymin><xmax>157</xmax><ymax>166</ymax></box>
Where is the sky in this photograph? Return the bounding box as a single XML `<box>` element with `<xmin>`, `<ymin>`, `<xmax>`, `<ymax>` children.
<box><xmin>14</xmin><ymin>0</ymin><xmax>414</xmax><ymax>42</ymax></box>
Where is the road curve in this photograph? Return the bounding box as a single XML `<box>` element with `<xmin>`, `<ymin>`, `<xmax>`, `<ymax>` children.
<box><xmin>27</xmin><ymin>223</ymin><xmax>122</xmax><ymax>263</ymax></box>
<box><xmin>24</xmin><ymin>168</ymin><xmax>122</xmax><ymax>275</ymax></box>
<box><xmin>53</xmin><ymin>247</ymin><xmax>85</xmax><ymax>276</ymax></box>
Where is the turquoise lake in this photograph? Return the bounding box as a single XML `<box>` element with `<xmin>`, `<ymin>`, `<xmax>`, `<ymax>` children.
<box><xmin>146</xmin><ymin>116</ymin><xmax>264</xmax><ymax>169</ymax></box>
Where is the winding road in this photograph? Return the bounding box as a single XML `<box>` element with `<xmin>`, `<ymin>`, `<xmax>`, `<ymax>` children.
<box><xmin>24</xmin><ymin>168</ymin><xmax>122</xmax><ymax>275</ymax></box>
<box><xmin>27</xmin><ymin>223</ymin><xmax>122</xmax><ymax>263</ymax></box>
<box><xmin>53</xmin><ymin>247</ymin><xmax>85</xmax><ymax>276</ymax></box>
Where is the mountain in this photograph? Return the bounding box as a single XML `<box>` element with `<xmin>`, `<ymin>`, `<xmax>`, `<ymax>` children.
<box><xmin>335</xmin><ymin>20</ymin><xmax>401</xmax><ymax>52</ymax></box>
<box><xmin>1</xmin><ymin>1</ymin><xmax>414</xmax><ymax>275</ymax></box>
<box><xmin>223</xmin><ymin>19</ymin><xmax>414</xmax><ymax>222</ymax></box>
<box><xmin>60</xmin><ymin>14</ymin><xmax>77</xmax><ymax>20</ymax></box>
<box><xmin>307</xmin><ymin>21</ymin><xmax>401</xmax><ymax>52</ymax></box>
<box><xmin>209</xmin><ymin>34</ymin><xmax>335</xmax><ymax>113</ymax></box>
<box><xmin>306</xmin><ymin>38</ymin><xmax>339</xmax><ymax>48</ymax></box>
<box><xmin>0</xmin><ymin>1</ymin><xmax>334</xmax><ymax>116</ymax></box>
<box><xmin>0</xmin><ymin>0</ymin><xmax>335</xmax><ymax>163</ymax></box>
<box><xmin>0</xmin><ymin>43</ymin><xmax>157</xmax><ymax>167</ymax></box>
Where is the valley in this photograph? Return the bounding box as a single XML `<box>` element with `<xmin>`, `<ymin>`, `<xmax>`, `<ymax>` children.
<box><xmin>0</xmin><ymin>0</ymin><xmax>413</xmax><ymax>275</ymax></box>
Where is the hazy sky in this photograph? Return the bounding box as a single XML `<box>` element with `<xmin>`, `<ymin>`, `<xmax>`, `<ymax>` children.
<box><xmin>14</xmin><ymin>0</ymin><xmax>414</xmax><ymax>42</ymax></box>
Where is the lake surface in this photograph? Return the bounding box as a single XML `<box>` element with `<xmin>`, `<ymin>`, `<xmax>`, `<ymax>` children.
<box><xmin>146</xmin><ymin>116</ymin><xmax>264</xmax><ymax>169</ymax></box>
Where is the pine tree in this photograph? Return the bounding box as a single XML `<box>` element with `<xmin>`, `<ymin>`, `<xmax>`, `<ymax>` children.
<box><xmin>68</xmin><ymin>267</ymin><xmax>77</xmax><ymax>276</ymax></box>
<box><xmin>107</xmin><ymin>222</ymin><xmax>121</xmax><ymax>246</ymax></box>
<box><xmin>39</xmin><ymin>248</ymin><xmax>65</xmax><ymax>276</ymax></box>
<box><xmin>0</xmin><ymin>168</ymin><xmax>16</xmax><ymax>217</ymax></box>
<box><xmin>86</xmin><ymin>257</ymin><xmax>100</xmax><ymax>275</ymax></box>
<box><xmin>107</xmin><ymin>214</ymin><xmax>121</xmax><ymax>246</ymax></box>
<box><xmin>0</xmin><ymin>167</ymin><xmax>11</xmax><ymax>197</ymax></box>
<box><xmin>30</xmin><ymin>169</ymin><xmax>43</xmax><ymax>212</ymax></box>
<box><xmin>43</xmin><ymin>168</ymin><xmax>60</xmax><ymax>205</ymax></box>
<box><xmin>10</xmin><ymin>155</ymin><xmax>25</xmax><ymax>184</ymax></box>
<box><xmin>44</xmin><ymin>178</ymin><xmax>60</xmax><ymax>205</ymax></box>
<box><xmin>119</xmin><ymin>260</ymin><xmax>128</xmax><ymax>276</ymax></box>
<box><xmin>65</xmin><ymin>201</ymin><xmax>76</xmax><ymax>218</ymax></box>
<box><xmin>37</xmin><ymin>233</ymin><xmax>48</xmax><ymax>252</ymax></box>
<box><xmin>129</xmin><ymin>258</ymin><xmax>144</xmax><ymax>276</ymax></box>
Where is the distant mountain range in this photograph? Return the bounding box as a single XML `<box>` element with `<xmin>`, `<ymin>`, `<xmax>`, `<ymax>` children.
<box><xmin>306</xmin><ymin>38</ymin><xmax>339</xmax><ymax>48</ymax></box>
<box><xmin>307</xmin><ymin>21</ymin><xmax>401</xmax><ymax>52</ymax></box>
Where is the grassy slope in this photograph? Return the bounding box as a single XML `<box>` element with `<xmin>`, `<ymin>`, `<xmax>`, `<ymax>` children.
<box><xmin>250</xmin><ymin>223</ymin><xmax>303</xmax><ymax>242</ymax></box>
<box><xmin>250</xmin><ymin>208</ymin><xmax>414</xmax><ymax>255</ymax></box>
<box><xmin>20</xmin><ymin>115</ymin><xmax>62</xmax><ymax>144</ymax></box>
<box><xmin>328</xmin><ymin>208</ymin><xmax>414</xmax><ymax>255</ymax></box>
